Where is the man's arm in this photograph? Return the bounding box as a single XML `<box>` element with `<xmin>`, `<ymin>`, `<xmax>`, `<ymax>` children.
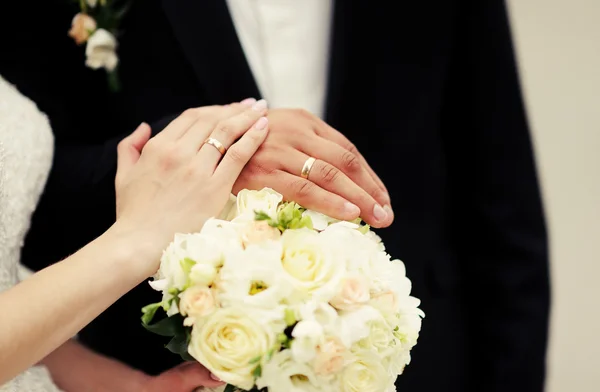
<box><xmin>441</xmin><ymin>1</ymin><xmax>550</xmax><ymax>390</ymax></box>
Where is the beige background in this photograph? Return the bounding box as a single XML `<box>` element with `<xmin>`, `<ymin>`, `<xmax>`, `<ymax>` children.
<box><xmin>508</xmin><ymin>1</ymin><xmax>600</xmax><ymax>391</ymax></box>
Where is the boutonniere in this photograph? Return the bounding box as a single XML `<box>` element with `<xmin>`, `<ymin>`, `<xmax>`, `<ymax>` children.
<box><xmin>68</xmin><ymin>0</ymin><xmax>131</xmax><ymax>91</ymax></box>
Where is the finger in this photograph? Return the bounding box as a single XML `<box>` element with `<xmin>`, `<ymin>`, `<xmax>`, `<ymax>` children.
<box><xmin>313</xmin><ymin>121</ymin><xmax>391</xmax><ymax>207</ymax></box>
<box><xmin>172</xmin><ymin>362</ymin><xmax>225</xmax><ymax>390</ymax></box>
<box><xmin>196</xmin><ymin>99</ymin><xmax>268</xmax><ymax>169</ymax></box>
<box><xmin>280</xmin><ymin>151</ymin><xmax>389</xmax><ymax>227</ymax></box>
<box><xmin>154</xmin><ymin>98</ymin><xmax>258</xmax><ymax>143</ymax></box>
<box><xmin>116</xmin><ymin>122</ymin><xmax>151</xmax><ymax>184</ymax></box>
<box><xmin>254</xmin><ymin>170</ymin><xmax>362</xmax><ymax>221</ymax></box>
<box><xmin>296</xmin><ymin>138</ymin><xmax>392</xmax><ymax>227</ymax></box>
<box><xmin>212</xmin><ymin>117</ymin><xmax>270</xmax><ymax>185</ymax></box>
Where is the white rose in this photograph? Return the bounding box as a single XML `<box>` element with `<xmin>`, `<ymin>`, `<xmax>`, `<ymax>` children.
<box><xmin>339</xmin><ymin>350</ymin><xmax>391</xmax><ymax>392</ymax></box>
<box><xmin>280</xmin><ymin>228</ymin><xmax>345</xmax><ymax>303</ymax></box>
<box><xmin>179</xmin><ymin>286</ymin><xmax>216</xmax><ymax>326</ymax></box>
<box><xmin>234</xmin><ymin>187</ymin><xmax>283</xmax><ymax>221</ymax></box>
<box><xmin>256</xmin><ymin>350</ymin><xmax>327</xmax><ymax>392</ymax></box>
<box><xmin>85</xmin><ymin>29</ymin><xmax>118</xmax><ymax>71</ymax></box>
<box><xmin>302</xmin><ymin>209</ymin><xmax>339</xmax><ymax>231</ymax></box>
<box><xmin>86</xmin><ymin>0</ymin><xmax>98</xmax><ymax>6</ymax></box>
<box><xmin>216</xmin><ymin>241</ymin><xmax>293</xmax><ymax>309</ymax></box>
<box><xmin>330</xmin><ymin>274</ymin><xmax>371</xmax><ymax>311</ymax></box>
<box><xmin>313</xmin><ymin>336</ymin><xmax>347</xmax><ymax>376</ymax></box>
<box><xmin>188</xmin><ymin>307</ymin><xmax>284</xmax><ymax>390</ymax></box>
<box><xmin>290</xmin><ymin>319</ymin><xmax>324</xmax><ymax>363</ymax></box>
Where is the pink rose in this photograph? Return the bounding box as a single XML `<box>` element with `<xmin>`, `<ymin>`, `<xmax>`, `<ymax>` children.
<box><xmin>241</xmin><ymin>220</ymin><xmax>281</xmax><ymax>247</ymax></box>
<box><xmin>68</xmin><ymin>13</ymin><xmax>97</xmax><ymax>45</ymax></box>
<box><xmin>330</xmin><ymin>275</ymin><xmax>370</xmax><ymax>311</ymax></box>
<box><xmin>314</xmin><ymin>337</ymin><xmax>346</xmax><ymax>375</ymax></box>
<box><xmin>179</xmin><ymin>286</ymin><xmax>216</xmax><ymax>326</ymax></box>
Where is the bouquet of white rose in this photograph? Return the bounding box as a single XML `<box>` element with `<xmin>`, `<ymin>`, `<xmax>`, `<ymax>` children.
<box><xmin>141</xmin><ymin>188</ymin><xmax>424</xmax><ymax>392</ymax></box>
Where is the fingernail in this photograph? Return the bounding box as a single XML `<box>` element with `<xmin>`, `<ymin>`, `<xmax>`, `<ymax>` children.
<box><xmin>344</xmin><ymin>202</ymin><xmax>360</xmax><ymax>217</ymax></box>
<box><xmin>210</xmin><ymin>373</ymin><xmax>222</xmax><ymax>382</ymax></box>
<box><xmin>373</xmin><ymin>204</ymin><xmax>388</xmax><ymax>222</ymax></box>
<box><xmin>254</xmin><ymin>116</ymin><xmax>269</xmax><ymax>130</ymax></box>
<box><xmin>240</xmin><ymin>98</ymin><xmax>256</xmax><ymax>106</ymax></box>
<box><xmin>252</xmin><ymin>99</ymin><xmax>268</xmax><ymax>112</ymax></box>
<box><xmin>384</xmin><ymin>205</ymin><xmax>394</xmax><ymax>220</ymax></box>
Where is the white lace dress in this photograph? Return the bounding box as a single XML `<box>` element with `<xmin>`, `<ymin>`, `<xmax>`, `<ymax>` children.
<box><xmin>0</xmin><ymin>76</ymin><xmax>62</xmax><ymax>391</ymax></box>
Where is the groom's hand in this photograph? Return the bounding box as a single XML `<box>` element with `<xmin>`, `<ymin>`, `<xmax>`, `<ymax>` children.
<box><xmin>141</xmin><ymin>362</ymin><xmax>224</xmax><ymax>392</ymax></box>
<box><xmin>232</xmin><ymin>108</ymin><xmax>393</xmax><ymax>228</ymax></box>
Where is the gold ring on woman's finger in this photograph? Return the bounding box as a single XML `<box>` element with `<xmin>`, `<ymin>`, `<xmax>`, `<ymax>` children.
<box><xmin>301</xmin><ymin>157</ymin><xmax>316</xmax><ymax>179</ymax></box>
<box><xmin>204</xmin><ymin>137</ymin><xmax>226</xmax><ymax>155</ymax></box>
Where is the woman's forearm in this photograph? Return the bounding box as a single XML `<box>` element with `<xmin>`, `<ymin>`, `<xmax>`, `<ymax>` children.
<box><xmin>0</xmin><ymin>224</ymin><xmax>157</xmax><ymax>384</ymax></box>
<box><xmin>41</xmin><ymin>340</ymin><xmax>149</xmax><ymax>392</ymax></box>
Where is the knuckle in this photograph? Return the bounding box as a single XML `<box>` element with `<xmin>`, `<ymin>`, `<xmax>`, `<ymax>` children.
<box><xmin>319</xmin><ymin>163</ymin><xmax>340</xmax><ymax>184</ymax></box>
<box><xmin>293</xmin><ymin>180</ymin><xmax>315</xmax><ymax>199</ymax></box>
<box><xmin>159</xmin><ymin>142</ymin><xmax>181</xmax><ymax>169</ymax></box>
<box><xmin>226</xmin><ymin>146</ymin><xmax>248</xmax><ymax>165</ymax></box>
<box><xmin>344</xmin><ymin>141</ymin><xmax>359</xmax><ymax>155</ymax></box>
<box><xmin>340</xmin><ymin>151</ymin><xmax>361</xmax><ymax>173</ymax></box>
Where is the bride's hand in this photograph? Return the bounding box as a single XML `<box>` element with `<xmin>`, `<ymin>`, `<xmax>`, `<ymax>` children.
<box><xmin>113</xmin><ymin>100</ymin><xmax>269</xmax><ymax>274</ymax></box>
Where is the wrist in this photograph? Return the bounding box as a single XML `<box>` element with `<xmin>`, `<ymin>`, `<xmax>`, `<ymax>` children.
<box><xmin>99</xmin><ymin>222</ymin><xmax>165</xmax><ymax>281</ymax></box>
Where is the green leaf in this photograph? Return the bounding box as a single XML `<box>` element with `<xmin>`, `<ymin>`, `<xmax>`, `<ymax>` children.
<box><xmin>254</xmin><ymin>211</ymin><xmax>272</xmax><ymax>221</ymax></box>
<box><xmin>357</xmin><ymin>224</ymin><xmax>370</xmax><ymax>234</ymax></box>
<box><xmin>181</xmin><ymin>257</ymin><xmax>196</xmax><ymax>276</ymax></box>
<box><xmin>141</xmin><ymin>302</ymin><xmax>162</xmax><ymax>325</ymax></box>
<box><xmin>224</xmin><ymin>385</ymin><xmax>237</xmax><ymax>392</ymax></box>
<box><xmin>252</xmin><ymin>364</ymin><xmax>262</xmax><ymax>378</ymax></box>
<box><xmin>142</xmin><ymin>314</ymin><xmax>185</xmax><ymax>337</ymax></box>
<box><xmin>248</xmin><ymin>355</ymin><xmax>262</xmax><ymax>364</ymax></box>
<box><xmin>165</xmin><ymin>333</ymin><xmax>189</xmax><ymax>357</ymax></box>
<box><xmin>284</xmin><ymin>308</ymin><xmax>296</xmax><ymax>326</ymax></box>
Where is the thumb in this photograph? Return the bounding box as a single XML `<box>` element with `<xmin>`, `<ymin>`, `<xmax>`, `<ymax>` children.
<box><xmin>173</xmin><ymin>362</ymin><xmax>225</xmax><ymax>390</ymax></box>
<box><xmin>116</xmin><ymin>122</ymin><xmax>152</xmax><ymax>181</ymax></box>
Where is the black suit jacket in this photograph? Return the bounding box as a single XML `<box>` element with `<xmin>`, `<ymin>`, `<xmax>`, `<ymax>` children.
<box><xmin>1</xmin><ymin>1</ymin><xmax>549</xmax><ymax>391</ymax></box>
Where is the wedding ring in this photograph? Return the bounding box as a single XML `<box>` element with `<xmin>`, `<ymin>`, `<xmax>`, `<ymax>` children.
<box><xmin>301</xmin><ymin>157</ymin><xmax>316</xmax><ymax>179</ymax></box>
<box><xmin>204</xmin><ymin>137</ymin><xmax>226</xmax><ymax>155</ymax></box>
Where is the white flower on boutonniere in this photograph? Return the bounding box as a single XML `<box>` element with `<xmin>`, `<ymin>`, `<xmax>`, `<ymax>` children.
<box><xmin>85</xmin><ymin>29</ymin><xmax>118</xmax><ymax>71</ymax></box>
<box><xmin>68</xmin><ymin>13</ymin><xmax>97</xmax><ymax>45</ymax></box>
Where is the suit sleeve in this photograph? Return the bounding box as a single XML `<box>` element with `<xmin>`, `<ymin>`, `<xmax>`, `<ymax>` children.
<box><xmin>441</xmin><ymin>1</ymin><xmax>550</xmax><ymax>390</ymax></box>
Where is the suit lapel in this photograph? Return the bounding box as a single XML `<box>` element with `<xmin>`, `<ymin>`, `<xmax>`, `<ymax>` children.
<box><xmin>324</xmin><ymin>0</ymin><xmax>351</xmax><ymax>126</ymax></box>
<box><xmin>161</xmin><ymin>0</ymin><xmax>260</xmax><ymax>104</ymax></box>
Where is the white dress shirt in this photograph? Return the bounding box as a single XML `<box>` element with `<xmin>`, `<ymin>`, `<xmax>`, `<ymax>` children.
<box><xmin>225</xmin><ymin>0</ymin><xmax>334</xmax><ymax>118</ymax></box>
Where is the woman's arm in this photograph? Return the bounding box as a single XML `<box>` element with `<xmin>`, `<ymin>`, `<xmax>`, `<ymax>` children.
<box><xmin>0</xmin><ymin>100</ymin><xmax>270</xmax><ymax>384</ymax></box>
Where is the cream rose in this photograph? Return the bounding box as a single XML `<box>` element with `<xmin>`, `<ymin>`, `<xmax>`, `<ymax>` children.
<box><xmin>339</xmin><ymin>350</ymin><xmax>391</xmax><ymax>392</ymax></box>
<box><xmin>85</xmin><ymin>29</ymin><xmax>118</xmax><ymax>71</ymax></box>
<box><xmin>188</xmin><ymin>307</ymin><xmax>280</xmax><ymax>390</ymax></box>
<box><xmin>179</xmin><ymin>286</ymin><xmax>216</xmax><ymax>326</ymax></box>
<box><xmin>234</xmin><ymin>187</ymin><xmax>283</xmax><ymax>221</ymax></box>
<box><xmin>68</xmin><ymin>13</ymin><xmax>97</xmax><ymax>45</ymax></box>
<box><xmin>280</xmin><ymin>228</ymin><xmax>345</xmax><ymax>303</ymax></box>
<box><xmin>314</xmin><ymin>336</ymin><xmax>347</xmax><ymax>376</ymax></box>
<box><xmin>241</xmin><ymin>220</ymin><xmax>281</xmax><ymax>247</ymax></box>
<box><xmin>330</xmin><ymin>275</ymin><xmax>371</xmax><ymax>311</ymax></box>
